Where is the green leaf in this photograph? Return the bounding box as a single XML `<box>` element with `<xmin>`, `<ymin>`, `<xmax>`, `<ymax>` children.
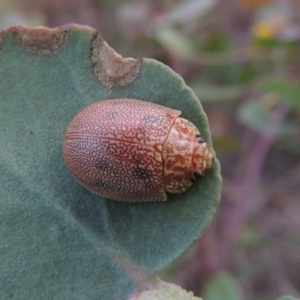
<box><xmin>155</xmin><ymin>27</ymin><xmax>197</xmax><ymax>61</ymax></box>
<box><xmin>259</xmin><ymin>78</ymin><xmax>300</xmax><ymax>109</ymax></box>
<box><xmin>0</xmin><ymin>25</ymin><xmax>221</xmax><ymax>299</ymax></box>
<box><xmin>203</xmin><ymin>272</ymin><xmax>244</xmax><ymax>300</ymax></box>
<box><xmin>238</xmin><ymin>99</ymin><xmax>294</xmax><ymax>136</ymax></box>
<box><xmin>190</xmin><ymin>83</ymin><xmax>243</xmax><ymax>103</ymax></box>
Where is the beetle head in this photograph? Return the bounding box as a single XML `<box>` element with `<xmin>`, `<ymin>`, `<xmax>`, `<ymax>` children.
<box><xmin>191</xmin><ymin>137</ymin><xmax>214</xmax><ymax>179</ymax></box>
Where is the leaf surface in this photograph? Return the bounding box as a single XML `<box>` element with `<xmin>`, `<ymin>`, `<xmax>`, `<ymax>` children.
<box><xmin>0</xmin><ymin>25</ymin><xmax>222</xmax><ymax>299</ymax></box>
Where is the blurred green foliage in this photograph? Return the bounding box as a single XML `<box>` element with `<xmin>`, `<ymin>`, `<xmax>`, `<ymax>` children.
<box><xmin>203</xmin><ymin>272</ymin><xmax>244</xmax><ymax>300</ymax></box>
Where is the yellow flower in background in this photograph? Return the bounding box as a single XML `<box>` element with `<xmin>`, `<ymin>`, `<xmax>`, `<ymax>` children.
<box><xmin>252</xmin><ymin>21</ymin><xmax>276</xmax><ymax>39</ymax></box>
<box><xmin>252</xmin><ymin>11</ymin><xmax>291</xmax><ymax>40</ymax></box>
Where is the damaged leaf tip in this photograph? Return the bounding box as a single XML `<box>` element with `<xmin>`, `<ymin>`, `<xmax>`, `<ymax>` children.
<box><xmin>9</xmin><ymin>26</ymin><xmax>68</xmax><ymax>55</ymax></box>
<box><xmin>91</xmin><ymin>34</ymin><xmax>142</xmax><ymax>89</ymax></box>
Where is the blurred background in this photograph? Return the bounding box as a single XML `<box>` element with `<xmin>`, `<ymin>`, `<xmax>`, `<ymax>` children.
<box><xmin>1</xmin><ymin>0</ymin><xmax>299</xmax><ymax>299</ymax></box>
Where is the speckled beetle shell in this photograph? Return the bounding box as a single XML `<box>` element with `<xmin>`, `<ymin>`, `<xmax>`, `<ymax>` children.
<box><xmin>63</xmin><ymin>99</ymin><xmax>214</xmax><ymax>202</ymax></box>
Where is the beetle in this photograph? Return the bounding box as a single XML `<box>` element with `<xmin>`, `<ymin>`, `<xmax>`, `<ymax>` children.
<box><xmin>63</xmin><ymin>99</ymin><xmax>214</xmax><ymax>202</ymax></box>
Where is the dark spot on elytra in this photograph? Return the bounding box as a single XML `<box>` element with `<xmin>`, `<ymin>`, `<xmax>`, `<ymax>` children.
<box><xmin>93</xmin><ymin>178</ymin><xmax>107</xmax><ymax>189</ymax></box>
<box><xmin>131</xmin><ymin>155</ymin><xmax>155</xmax><ymax>187</ymax></box>
<box><xmin>106</xmin><ymin>111</ymin><xmax>118</xmax><ymax>119</ymax></box>
<box><xmin>95</xmin><ymin>160</ymin><xmax>109</xmax><ymax>171</ymax></box>
<box><xmin>133</xmin><ymin>166</ymin><xmax>151</xmax><ymax>180</ymax></box>
<box><xmin>143</xmin><ymin>115</ymin><xmax>159</xmax><ymax>124</ymax></box>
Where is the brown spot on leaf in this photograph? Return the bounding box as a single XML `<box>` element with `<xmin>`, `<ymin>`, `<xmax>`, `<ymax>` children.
<box><xmin>91</xmin><ymin>34</ymin><xmax>142</xmax><ymax>89</ymax></box>
<box><xmin>17</xmin><ymin>26</ymin><xmax>68</xmax><ymax>55</ymax></box>
<box><xmin>1</xmin><ymin>25</ymin><xmax>68</xmax><ymax>55</ymax></box>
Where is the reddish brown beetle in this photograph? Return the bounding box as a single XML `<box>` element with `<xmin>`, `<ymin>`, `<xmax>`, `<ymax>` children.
<box><xmin>63</xmin><ymin>99</ymin><xmax>214</xmax><ymax>202</ymax></box>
